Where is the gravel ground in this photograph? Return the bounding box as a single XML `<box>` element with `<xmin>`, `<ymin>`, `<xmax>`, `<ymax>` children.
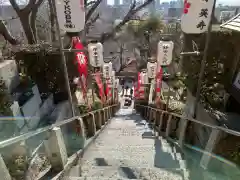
<box><xmin>67</xmin><ymin>108</ymin><xmax>190</xmax><ymax>180</ymax></box>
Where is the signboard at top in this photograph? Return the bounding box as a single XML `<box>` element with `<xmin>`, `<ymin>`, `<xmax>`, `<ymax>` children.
<box><xmin>88</xmin><ymin>43</ymin><xmax>104</xmax><ymax>67</ymax></box>
<box><xmin>157</xmin><ymin>41</ymin><xmax>174</xmax><ymax>66</ymax></box>
<box><xmin>55</xmin><ymin>0</ymin><xmax>85</xmax><ymax>32</ymax></box>
<box><xmin>181</xmin><ymin>0</ymin><xmax>215</xmax><ymax>34</ymax></box>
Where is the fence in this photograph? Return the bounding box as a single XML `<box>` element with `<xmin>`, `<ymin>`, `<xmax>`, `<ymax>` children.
<box><xmin>135</xmin><ymin>104</ymin><xmax>240</xmax><ymax>180</ymax></box>
<box><xmin>0</xmin><ymin>104</ymin><xmax>120</xmax><ymax>180</ymax></box>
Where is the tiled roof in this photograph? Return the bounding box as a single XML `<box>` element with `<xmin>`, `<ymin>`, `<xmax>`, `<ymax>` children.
<box><xmin>220</xmin><ymin>13</ymin><xmax>240</xmax><ymax>32</ymax></box>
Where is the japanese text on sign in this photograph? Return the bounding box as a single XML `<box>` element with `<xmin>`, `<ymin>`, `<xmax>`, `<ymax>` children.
<box><xmin>181</xmin><ymin>0</ymin><xmax>215</xmax><ymax>34</ymax></box>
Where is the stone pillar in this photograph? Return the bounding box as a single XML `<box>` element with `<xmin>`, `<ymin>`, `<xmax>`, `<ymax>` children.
<box><xmin>166</xmin><ymin>114</ymin><xmax>173</xmax><ymax>137</ymax></box>
<box><xmin>96</xmin><ymin>111</ymin><xmax>102</xmax><ymax>129</ymax></box>
<box><xmin>88</xmin><ymin>113</ymin><xmax>96</xmax><ymax>136</ymax></box>
<box><xmin>149</xmin><ymin>109</ymin><xmax>153</xmax><ymax>123</ymax></box>
<box><xmin>159</xmin><ymin>112</ymin><xmax>164</xmax><ymax>133</ymax></box>
<box><xmin>178</xmin><ymin>119</ymin><xmax>188</xmax><ymax>148</ymax></box>
<box><xmin>44</xmin><ymin>127</ymin><xmax>68</xmax><ymax>171</ymax></box>
<box><xmin>77</xmin><ymin>118</ymin><xmax>86</xmax><ymax>149</ymax></box>
<box><xmin>101</xmin><ymin>110</ymin><xmax>105</xmax><ymax>125</ymax></box>
<box><xmin>200</xmin><ymin>129</ymin><xmax>220</xmax><ymax>169</ymax></box>
<box><xmin>0</xmin><ymin>154</ymin><xmax>11</xmax><ymax>180</ymax></box>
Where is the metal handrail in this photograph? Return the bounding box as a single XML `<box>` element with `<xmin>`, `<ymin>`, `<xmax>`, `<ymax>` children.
<box><xmin>135</xmin><ymin>104</ymin><xmax>240</xmax><ymax>137</ymax></box>
<box><xmin>0</xmin><ymin>104</ymin><xmax>117</xmax><ymax>149</ymax></box>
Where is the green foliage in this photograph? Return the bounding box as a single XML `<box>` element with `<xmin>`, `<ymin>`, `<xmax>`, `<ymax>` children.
<box><xmin>126</xmin><ymin>16</ymin><xmax>165</xmax><ymax>42</ymax></box>
<box><xmin>182</xmin><ymin>30</ymin><xmax>240</xmax><ymax>110</ymax></box>
<box><xmin>15</xmin><ymin>43</ymin><xmax>79</xmax><ymax>94</ymax></box>
<box><xmin>92</xmin><ymin>101</ymin><xmax>102</xmax><ymax>110</ymax></box>
<box><xmin>78</xmin><ymin>104</ymin><xmax>89</xmax><ymax>114</ymax></box>
<box><xmin>0</xmin><ymin>80</ymin><xmax>12</xmax><ymax>116</ymax></box>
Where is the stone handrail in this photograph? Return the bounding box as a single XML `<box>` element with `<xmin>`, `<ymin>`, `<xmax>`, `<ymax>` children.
<box><xmin>0</xmin><ymin>104</ymin><xmax>120</xmax><ymax>180</ymax></box>
<box><xmin>135</xmin><ymin>104</ymin><xmax>240</xmax><ymax>171</ymax></box>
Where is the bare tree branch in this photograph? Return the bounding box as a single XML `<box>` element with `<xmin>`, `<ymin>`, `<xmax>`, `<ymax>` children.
<box><xmin>100</xmin><ymin>0</ymin><xmax>154</xmax><ymax>43</ymax></box>
<box><xmin>86</xmin><ymin>1</ymin><xmax>96</xmax><ymax>7</ymax></box>
<box><xmin>0</xmin><ymin>19</ymin><xmax>18</xmax><ymax>45</ymax></box>
<box><xmin>85</xmin><ymin>13</ymin><xmax>100</xmax><ymax>32</ymax></box>
<box><xmin>85</xmin><ymin>0</ymin><xmax>102</xmax><ymax>23</ymax></box>
<box><xmin>30</xmin><ymin>0</ymin><xmax>45</xmax><ymax>40</ymax></box>
<box><xmin>9</xmin><ymin>0</ymin><xmax>20</xmax><ymax>12</ymax></box>
<box><xmin>25</xmin><ymin>0</ymin><xmax>37</xmax><ymax>13</ymax></box>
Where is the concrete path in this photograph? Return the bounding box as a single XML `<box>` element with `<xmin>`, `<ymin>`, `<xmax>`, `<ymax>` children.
<box><xmin>67</xmin><ymin>108</ymin><xmax>190</xmax><ymax>180</ymax></box>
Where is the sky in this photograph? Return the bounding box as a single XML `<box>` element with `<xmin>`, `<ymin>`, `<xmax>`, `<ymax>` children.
<box><xmin>107</xmin><ymin>0</ymin><xmax>240</xmax><ymax>6</ymax></box>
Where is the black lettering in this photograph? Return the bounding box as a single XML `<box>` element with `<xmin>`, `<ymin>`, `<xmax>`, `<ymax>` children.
<box><xmin>63</xmin><ymin>0</ymin><xmax>74</xmax><ymax>27</ymax></box>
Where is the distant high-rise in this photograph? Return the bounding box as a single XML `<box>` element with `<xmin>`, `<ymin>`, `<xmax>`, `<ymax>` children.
<box><xmin>123</xmin><ymin>0</ymin><xmax>133</xmax><ymax>5</ymax></box>
<box><xmin>114</xmin><ymin>0</ymin><xmax>120</xmax><ymax>5</ymax></box>
<box><xmin>102</xmin><ymin>0</ymin><xmax>107</xmax><ymax>6</ymax></box>
<box><xmin>148</xmin><ymin>0</ymin><xmax>156</xmax><ymax>14</ymax></box>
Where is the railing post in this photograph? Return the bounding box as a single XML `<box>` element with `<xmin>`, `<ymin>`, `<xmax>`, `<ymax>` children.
<box><xmin>178</xmin><ymin>119</ymin><xmax>188</xmax><ymax>148</ymax></box>
<box><xmin>44</xmin><ymin>127</ymin><xmax>68</xmax><ymax>171</ymax></box>
<box><xmin>159</xmin><ymin>112</ymin><xmax>164</xmax><ymax>133</ymax></box>
<box><xmin>144</xmin><ymin>107</ymin><xmax>147</xmax><ymax>118</ymax></box>
<box><xmin>166</xmin><ymin>114</ymin><xmax>173</xmax><ymax>137</ymax></box>
<box><xmin>108</xmin><ymin>106</ymin><xmax>112</xmax><ymax>119</ymax></box>
<box><xmin>89</xmin><ymin>113</ymin><xmax>97</xmax><ymax>136</ymax></box>
<box><xmin>0</xmin><ymin>154</ymin><xmax>11</xmax><ymax>180</ymax></box>
<box><xmin>153</xmin><ymin>110</ymin><xmax>157</xmax><ymax>126</ymax></box>
<box><xmin>147</xmin><ymin>107</ymin><xmax>150</xmax><ymax>120</ymax></box>
<box><xmin>77</xmin><ymin>118</ymin><xmax>86</xmax><ymax>148</ymax></box>
<box><xmin>200</xmin><ymin>128</ymin><xmax>220</xmax><ymax>169</ymax></box>
<box><xmin>104</xmin><ymin>108</ymin><xmax>107</xmax><ymax>122</ymax></box>
<box><xmin>101</xmin><ymin>109</ymin><xmax>105</xmax><ymax>125</ymax></box>
<box><xmin>96</xmin><ymin>111</ymin><xmax>102</xmax><ymax>129</ymax></box>
<box><xmin>149</xmin><ymin>108</ymin><xmax>152</xmax><ymax>123</ymax></box>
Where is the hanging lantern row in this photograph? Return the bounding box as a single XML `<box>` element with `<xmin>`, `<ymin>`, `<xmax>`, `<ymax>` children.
<box><xmin>115</xmin><ymin>79</ymin><xmax>119</xmax><ymax>89</ymax></box>
<box><xmin>103</xmin><ymin>62</ymin><xmax>113</xmax><ymax>79</ymax></box>
<box><xmin>88</xmin><ymin>42</ymin><xmax>104</xmax><ymax>67</ymax></box>
<box><xmin>147</xmin><ymin>62</ymin><xmax>157</xmax><ymax>79</ymax></box>
<box><xmin>157</xmin><ymin>41</ymin><xmax>174</xmax><ymax>66</ymax></box>
<box><xmin>140</xmin><ymin>71</ymin><xmax>148</xmax><ymax>85</ymax></box>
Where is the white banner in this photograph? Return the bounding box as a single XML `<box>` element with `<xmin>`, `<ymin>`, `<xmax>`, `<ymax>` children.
<box><xmin>55</xmin><ymin>0</ymin><xmax>85</xmax><ymax>32</ymax></box>
<box><xmin>88</xmin><ymin>43</ymin><xmax>104</xmax><ymax>67</ymax></box>
<box><xmin>147</xmin><ymin>62</ymin><xmax>157</xmax><ymax>79</ymax></box>
<box><xmin>157</xmin><ymin>41</ymin><xmax>174</xmax><ymax>66</ymax></box>
<box><xmin>181</xmin><ymin>0</ymin><xmax>215</xmax><ymax>34</ymax></box>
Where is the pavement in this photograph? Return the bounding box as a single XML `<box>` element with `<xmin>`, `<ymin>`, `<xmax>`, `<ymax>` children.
<box><xmin>66</xmin><ymin>106</ymin><xmax>190</xmax><ymax>180</ymax></box>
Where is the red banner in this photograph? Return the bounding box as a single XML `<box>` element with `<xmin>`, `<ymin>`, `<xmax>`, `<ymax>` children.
<box><xmin>137</xmin><ymin>72</ymin><xmax>145</xmax><ymax>99</ymax></box>
<box><xmin>155</xmin><ymin>66</ymin><xmax>163</xmax><ymax>94</ymax></box>
<box><xmin>95</xmin><ymin>71</ymin><xmax>105</xmax><ymax>103</ymax></box>
<box><xmin>105</xmin><ymin>79</ymin><xmax>112</xmax><ymax>100</ymax></box>
<box><xmin>72</xmin><ymin>37</ymin><xmax>88</xmax><ymax>97</ymax></box>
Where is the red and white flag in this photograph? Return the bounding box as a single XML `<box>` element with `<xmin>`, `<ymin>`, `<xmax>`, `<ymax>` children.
<box><xmin>137</xmin><ymin>72</ymin><xmax>145</xmax><ymax>99</ymax></box>
<box><xmin>155</xmin><ymin>66</ymin><xmax>163</xmax><ymax>99</ymax></box>
<box><xmin>95</xmin><ymin>71</ymin><xmax>105</xmax><ymax>103</ymax></box>
<box><xmin>72</xmin><ymin>37</ymin><xmax>88</xmax><ymax>99</ymax></box>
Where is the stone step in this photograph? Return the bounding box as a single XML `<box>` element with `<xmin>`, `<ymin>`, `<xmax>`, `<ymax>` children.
<box><xmin>67</xmin><ymin>176</ymin><xmax>140</xmax><ymax>180</ymax></box>
<box><xmin>79</xmin><ymin>166</ymin><xmax>188</xmax><ymax>180</ymax></box>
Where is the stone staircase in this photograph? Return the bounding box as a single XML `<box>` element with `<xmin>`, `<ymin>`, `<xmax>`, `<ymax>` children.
<box><xmin>64</xmin><ymin>109</ymin><xmax>190</xmax><ymax>180</ymax></box>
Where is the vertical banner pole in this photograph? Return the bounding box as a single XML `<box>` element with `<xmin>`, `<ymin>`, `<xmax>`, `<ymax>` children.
<box><xmin>52</xmin><ymin>0</ymin><xmax>75</xmax><ymax>117</ymax></box>
<box><xmin>193</xmin><ymin>0</ymin><xmax>217</xmax><ymax>118</ymax></box>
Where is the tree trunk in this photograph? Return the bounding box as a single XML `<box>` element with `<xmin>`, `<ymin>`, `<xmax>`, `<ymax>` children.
<box><xmin>20</xmin><ymin>15</ymin><xmax>36</xmax><ymax>44</ymax></box>
<box><xmin>30</xmin><ymin>11</ymin><xmax>37</xmax><ymax>42</ymax></box>
<box><xmin>48</xmin><ymin>0</ymin><xmax>56</xmax><ymax>42</ymax></box>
